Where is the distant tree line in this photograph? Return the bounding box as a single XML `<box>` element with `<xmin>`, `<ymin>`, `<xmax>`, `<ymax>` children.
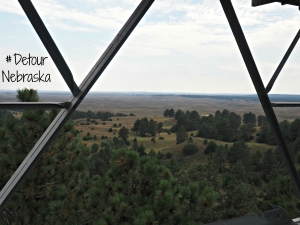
<box><xmin>71</xmin><ymin>110</ymin><xmax>135</xmax><ymax>120</ymax></box>
<box><xmin>168</xmin><ymin>108</ymin><xmax>261</xmax><ymax>143</ymax></box>
<box><xmin>176</xmin><ymin>94</ymin><xmax>300</xmax><ymax>102</ymax></box>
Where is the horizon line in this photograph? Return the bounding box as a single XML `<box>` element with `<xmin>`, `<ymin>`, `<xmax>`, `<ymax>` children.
<box><xmin>1</xmin><ymin>89</ymin><xmax>300</xmax><ymax>96</ymax></box>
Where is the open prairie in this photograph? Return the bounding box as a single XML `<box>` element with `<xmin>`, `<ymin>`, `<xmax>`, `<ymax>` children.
<box><xmin>74</xmin><ymin>94</ymin><xmax>300</xmax><ymax>122</ymax></box>
<box><xmin>74</xmin><ymin>114</ymin><xmax>274</xmax><ymax>168</ymax></box>
<box><xmin>1</xmin><ymin>91</ymin><xmax>288</xmax><ymax>166</ymax></box>
<box><xmin>1</xmin><ymin>91</ymin><xmax>298</xmax><ymax>121</ymax></box>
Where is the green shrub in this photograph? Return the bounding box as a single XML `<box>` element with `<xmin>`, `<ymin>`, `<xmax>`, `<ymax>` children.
<box><xmin>183</xmin><ymin>143</ymin><xmax>198</xmax><ymax>156</ymax></box>
<box><xmin>157</xmin><ymin>151</ymin><xmax>164</xmax><ymax>159</ymax></box>
<box><xmin>91</xmin><ymin>143</ymin><xmax>99</xmax><ymax>153</ymax></box>
<box><xmin>204</xmin><ymin>141</ymin><xmax>217</xmax><ymax>155</ymax></box>
<box><xmin>165</xmin><ymin>152</ymin><xmax>172</xmax><ymax>159</ymax></box>
<box><xmin>83</xmin><ymin>136</ymin><xmax>92</xmax><ymax>141</ymax></box>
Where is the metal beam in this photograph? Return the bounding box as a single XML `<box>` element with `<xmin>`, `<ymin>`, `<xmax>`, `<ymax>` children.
<box><xmin>0</xmin><ymin>0</ymin><xmax>155</xmax><ymax>210</ymax></box>
<box><xmin>18</xmin><ymin>0</ymin><xmax>79</xmax><ymax>96</ymax></box>
<box><xmin>266</xmin><ymin>29</ymin><xmax>300</xmax><ymax>93</ymax></box>
<box><xmin>272</xmin><ymin>102</ymin><xmax>300</xmax><ymax>107</ymax></box>
<box><xmin>252</xmin><ymin>0</ymin><xmax>277</xmax><ymax>7</ymax></box>
<box><xmin>252</xmin><ymin>0</ymin><xmax>300</xmax><ymax>7</ymax></box>
<box><xmin>206</xmin><ymin>207</ymin><xmax>297</xmax><ymax>225</ymax></box>
<box><xmin>281</xmin><ymin>0</ymin><xmax>300</xmax><ymax>7</ymax></box>
<box><xmin>0</xmin><ymin>102</ymin><xmax>70</xmax><ymax>109</ymax></box>
<box><xmin>220</xmin><ymin>0</ymin><xmax>300</xmax><ymax>198</ymax></box>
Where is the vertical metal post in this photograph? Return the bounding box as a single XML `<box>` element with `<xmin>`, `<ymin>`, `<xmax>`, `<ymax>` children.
<box><xmin>220</xmin><ymin>0</ymin><xmax>300</xmax><ymax>198</ymax></box>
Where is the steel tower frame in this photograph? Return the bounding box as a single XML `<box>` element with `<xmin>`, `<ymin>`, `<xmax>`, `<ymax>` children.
<box><xmin>0</xmin><ymin>0</ymin><xmax>155</xmax><ymax>210</ymax></box>
<box><xmin>210</xmin><ymin>0</ymin><xmax>300</xmax><ymax>224</ymax></box>
<box><xmin>0</xmin><ymin>0</ymin><xmax>300</xmax><ymax>224</ymax></box>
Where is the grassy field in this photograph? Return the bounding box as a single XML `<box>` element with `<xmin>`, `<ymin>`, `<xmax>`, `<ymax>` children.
<box><xmin>1</xmin><ymin>91</ymin><xmax>289</xmax><ymax>164</ymax></box>
<box><xmin>75</xmin><ymin>113</ymin><xmax>276</xmax><ymax>169</ymax></box>
<box><xmin>2</xmin><ymin>91</ymin><xmax>300</xmax><ymax>121</ymax></box>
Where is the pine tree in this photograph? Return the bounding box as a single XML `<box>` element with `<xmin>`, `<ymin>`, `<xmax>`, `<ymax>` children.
<box><xmin>148</xmin><ymin>119</ymin><xmax>157</xmax><ymax>137</ymax></box>
<box><xmin>175</xmin><ymin>109</ymin><xmax>185</xmax><ymax>120</ymax></box>
<box><xmin>176</xmin><ymin>126</ymin><xmax>188</xmax><ymax>144</ymax></box>
<box><xmin>157</xmin><ymin>122</ymin><xmax>163</xmax><ymax>136</ymax></box>
<box><xmin>261</xmin><ymin>149</ymin><xmax>275</xmax><ymax>181</ymax></box>
<box><xmin>224</xmin><ymin>180</ymin><xmax>260</xmax><ymax>218</ymax></box>
<box><xmin>163</xmin><ymin>109</ymin><xmax>170</xmax><ymax>117</ymax></box>
<box><xmin>232</xmin><ymin>160</ymin><xmax>247</xmax><ymax>182</ymax></box>
<box><xmin>227</xmin><ymin>141</ymin><xmax>251</xmax><ymax>168</ymax></box>
<box><xmin>0</xmin><ymin>88</ymin><xmax>91</xmax><ymax>224</ymax></box>
<box><xmin>118</xmin><ymin>126</ymin><xmax>129</xmax><ymax>140</ymax></box>
<box><xmin>87</xmin><ymin>148</ymin><xmax>219</xmax><ymax>224</ymax></box>
<box><xmin>169</xmin><ymin>108</ymin><xmax>175</xmax><ymax>117</ymax></box>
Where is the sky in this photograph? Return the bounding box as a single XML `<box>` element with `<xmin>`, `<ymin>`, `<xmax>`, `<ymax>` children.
<box><xmin>0</xmin><ymin>0</ymin><xmax>299</xmax><ymax>94</ymax></box>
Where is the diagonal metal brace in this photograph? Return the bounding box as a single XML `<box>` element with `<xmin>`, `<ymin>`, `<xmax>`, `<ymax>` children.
<box><xmin>0</xmin><ymin>0</ymin><xmax>155</xmax><ymax>210</ymax></box>
<box><xmin>266</xmin><ymin>29</ymin><xmax>300</xmax><ymax>93</ymax></box>
<box><xmin>220</xmin><ymin>0</ymin><xmax>300</xmax><ymax>198</ymax></box>
<box><xmin>18</xmin><ymin>0</ymin><xmax>80</xmax><ymax>96</ymax></box>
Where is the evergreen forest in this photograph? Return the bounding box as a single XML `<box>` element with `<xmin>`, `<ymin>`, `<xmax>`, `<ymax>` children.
<box><xmin>1</xmin><ymin>89</ymin><xmax>300</xmax><ymax>225</ymax></box>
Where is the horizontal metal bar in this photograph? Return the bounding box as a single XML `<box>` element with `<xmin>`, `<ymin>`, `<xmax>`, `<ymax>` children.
<box><xmin>0</xmin><ymin>102</ymin><xmax>70</xmax><ymax>109</ymax></box>
<box><xmin>206</xmin><ymin>207</ymin><xmax>296</xmax><ymax>225</ymax></box>
<box><xmin>220</xmin><ymin>0</ymin><xmax>300</xmax><ymax>198</ymax></box>
<box><xmin>266</xmin><ymin>29</ymin><xmax>300</xmax><ymax>93</ymax></box>
<box><xmin>271</xmin><ymin>102</ymin><xmax>300</xmax><ymax>107</ymax></box>
<box><xmin>18</xmin><ymin>0</ymin><xmax>79</xmax><ymax>96</ymax></box>
<box><xmin>252</xmin><ymin>0</ymin><xmax>300</xmax><ymax>7</ymax></box>
<box><xmin>252</xmin><ymin>0</ymin><xmax>277</xmax><ymax>7</ymax></box>
<box><xmin>0</xmin><ymin>0</ymin><xmax>155</xmax><ymax>211</ymax></box>
<box><xmin>281</xmin><ymin>0</ymin><xmax>300</xmax><ymax>7</ymax></box>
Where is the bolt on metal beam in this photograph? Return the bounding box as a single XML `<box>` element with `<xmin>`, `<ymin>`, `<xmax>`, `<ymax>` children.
<box><xmin>0</xmin><ymin>0</ymin><xmax>155</xmax><ymax>210</ymax></box>
<box><xmin>220</xmin><ymin>0</ymin><xmax>300</xmax><ymax>198</ymax></box>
